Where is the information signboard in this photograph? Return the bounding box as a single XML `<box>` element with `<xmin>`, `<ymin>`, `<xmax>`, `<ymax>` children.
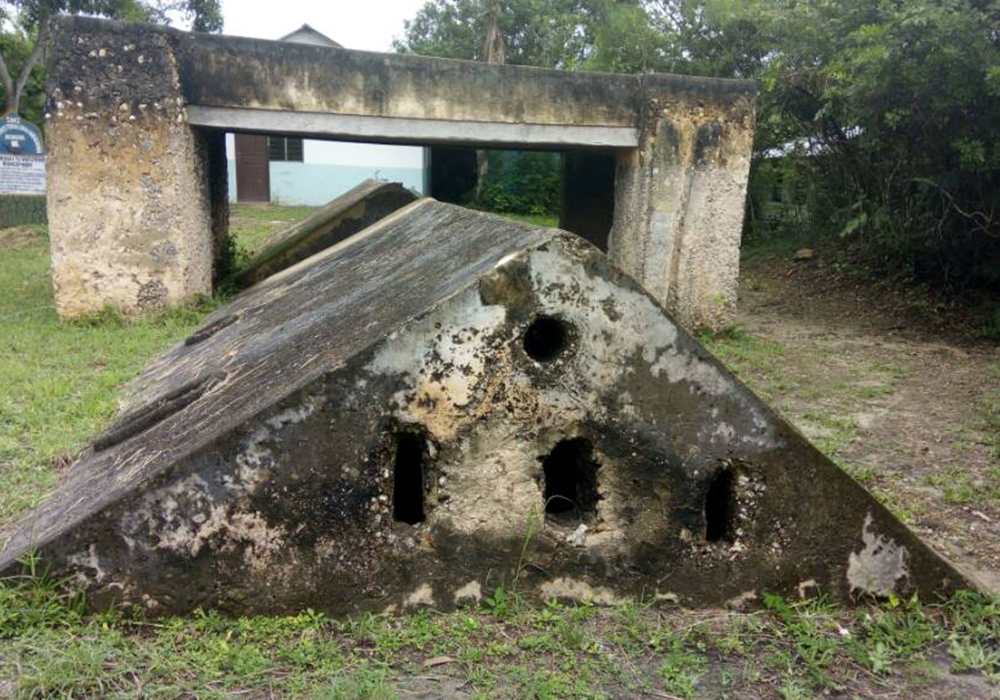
<box><xmin>0</xmin><ymin>154</ymin><xmax>46</xmax><ymax>195</ymax></box>
<box><xmin>0</xmin><ymin>114</ymin><xmax>46</xmax><ymax>196</ymax></box>
<box><xmin>0</xmin><ymin>114</ymin><xmax>44</xmax><ymax>156</ymax></box>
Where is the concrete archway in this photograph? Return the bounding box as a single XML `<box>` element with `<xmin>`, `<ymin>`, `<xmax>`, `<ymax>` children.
<box><xmin>45</xmin><ymin>16</ymin><xmax>755</xmax><ymax>330</ymax></box>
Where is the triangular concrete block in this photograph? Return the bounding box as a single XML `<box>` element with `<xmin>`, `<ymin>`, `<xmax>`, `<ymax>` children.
<box><xmin>0</xmin><ymin>199</ymin><xmax>974</xmax><ymax>615</ymax></box>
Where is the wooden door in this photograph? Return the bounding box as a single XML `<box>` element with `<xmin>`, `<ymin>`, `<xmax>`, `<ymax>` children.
<box><xmin>235</xmin><ymin>133</ymin><xmax>270</xmax><ymax>202</ymax></box>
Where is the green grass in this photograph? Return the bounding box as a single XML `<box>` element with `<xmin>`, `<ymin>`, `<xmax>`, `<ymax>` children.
<box><xmin>1</xmin><ymin>564</ymin><xmax>998</xmax><ymax>699</ymax></box>
<box><xmin>739</xmin><ymin>226</ymin><xmax>819</xmax><ymax>263</ymax></box>
<box><xmin>0</xmin><ymin>204</ymin><xmax>539</xmax><ymax>528</ymax></box>
<box><xmin>982</xmin><ymin>362</ymin><xmax>1000</xmax><ymax>465</ymax></box>
<box><xmin>0</xmin><ymin>229</ymin><xmax>213</xmax><ymax>525</ymax></box>
<box><xmin>228</xmin><ymin>203</ymin><xmax>318</xmax><ymax>257</ymax></box>
<box><xmin>700</xmin><ymin>325</ymin><xmax>788</xmax><ymax>401</ymax></box>
<box><xmin>0</xmin><ymin>209</ymin><xmax>316</xmax><ymax>527</ymax></box>
<box><xmin>496</xmin><ymin>212</ymin><xmax>559</xmax><ymax>228</ymax></box>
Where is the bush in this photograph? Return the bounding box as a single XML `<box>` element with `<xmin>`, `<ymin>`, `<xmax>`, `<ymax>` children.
<box><xmin>476</xmin><ymin>151</ymin><xmax>560</xmax><ymax>216</ymax></box>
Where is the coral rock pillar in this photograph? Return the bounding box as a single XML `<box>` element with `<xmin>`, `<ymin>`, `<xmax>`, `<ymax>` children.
<box><xmin>45</xmin><ymin>16</ymin><xmax>218</xmax><ymax>318</ymax></box>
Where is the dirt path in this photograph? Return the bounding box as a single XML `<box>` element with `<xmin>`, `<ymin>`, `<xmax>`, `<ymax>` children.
<box><xmin>729</xmin><ymin>250</ymin><xmax>1000</xmax><ymax>590</ymax></box>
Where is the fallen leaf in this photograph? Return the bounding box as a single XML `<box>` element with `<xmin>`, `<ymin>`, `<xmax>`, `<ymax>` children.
<box><xmin>423</xmin><ymin>656</ymin><xmax>454</xmax><ymax>667</ymax></box>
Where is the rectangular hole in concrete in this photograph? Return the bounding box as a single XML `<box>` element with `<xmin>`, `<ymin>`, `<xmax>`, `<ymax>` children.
<box><xmin>542</xmin><ymin>437</ymin><xmax>600</xmax><ymax>525</ymax></box>
<box><xmin>705</xmin><ymin>467</ymin><xmax>735</xmax><ymax>542</ymax></box>
<box><xmin>393</xmin><ymin>432</ymin><xmax>425</xmax><ymax>525</ymax></box>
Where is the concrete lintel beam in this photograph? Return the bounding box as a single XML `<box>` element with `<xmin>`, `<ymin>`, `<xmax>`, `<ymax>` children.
<box><xmin>187</xmin><ymin>106</ymin><xmax>640</xmax><ymax>150</ymax></box>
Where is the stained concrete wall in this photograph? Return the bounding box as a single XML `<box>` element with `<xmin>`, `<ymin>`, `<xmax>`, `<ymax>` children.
<box><xmin>610</xmin><ymin>86</ymin><xmax>756</xmax><ymax>330</ymax></box>
<box><xmin>45</xmin><ymin>15</ymin><xmax>754</xmax><ymax>330</ymax></box>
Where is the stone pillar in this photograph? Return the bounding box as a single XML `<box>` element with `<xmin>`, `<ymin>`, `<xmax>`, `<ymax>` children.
<box><xmin>45</xmin><ymin>16</ymin><xmax>215</xmax><ymax>318</ymax></box>
<box><xmin>608</xmin><ymin>91</ymin><xmax>755</xmax><ymax>331</ymax></box>
<box><xmin>559</xmin><ymin>151</ymin><xmax>616</xmax><ymax>252</ymax></box>
<box><xmin>197</xmin><ymin>129</ymin><xmax>230</xmax><ymax>268</ymax></box>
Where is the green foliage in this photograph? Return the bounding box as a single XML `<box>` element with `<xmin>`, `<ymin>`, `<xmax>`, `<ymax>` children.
<box><xmin>169</xmin><ymin>0</ymin><xmax>222</xmax><ymax>32</ymax></box>
<box><xmin>741</xmin><ymin>0</ymin><xmax>1000</xmax><ymax>290</ymax></box>
<box><xmin>476</xmin><ymin>151</ymin><xmax>560</xmax><ymax>216</ymax></box>
<box><xmin>0</xmin><ymin>14</ymin><xmax>43</xmax><ymax>122</ymax></box>
<box><xmin>213</xmin><ymin>230</ymin><xmax>249</xmax><ymax>292</ymax></box>
<box><xmin>394</xmin><ymin>0</ymin><xmax>597</xmax><ymax>68</ymax></box>
<box><xmin>400</xmin><ymin>0</ymin><xmax>1000</xmax><ymax>293</ymax></box>
<box><xmin>0</xmin><ymin>0</ymin><xmax>223</xmax><ymax>116</ymax></box>
<box><xmin>395</xmin><ymin>0</ymin><xmax>673</xmax><ymax>74</ymax></box>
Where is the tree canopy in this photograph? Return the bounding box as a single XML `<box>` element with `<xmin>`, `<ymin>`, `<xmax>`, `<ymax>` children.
<box><xmin>397</xmin><ymin>0</ymin><xmax>1000</xmax><ymax>291</ymax></box>
<box><xmin>0</xmin><ymin>0</ymin><xmax>222</xmax><ymax>117</ymax></box>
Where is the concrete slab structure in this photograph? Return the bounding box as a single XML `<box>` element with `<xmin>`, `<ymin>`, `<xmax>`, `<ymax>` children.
<box><xmin>228</xmin><ymin>178</ymin><xmax>417</xmax><ymax>288</ymax></box>
<box><xmin>0</xmin><ymin>201</ymin><xmax>972</xmax><ymax>615</ymax></box>
<box><xmin>44</xmin><ymin>15</ymin><xmax>755</xmax><ymax>330</ymax></box>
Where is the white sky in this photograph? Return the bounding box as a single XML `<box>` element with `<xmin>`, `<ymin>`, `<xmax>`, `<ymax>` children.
<box><xmin>218</xmin><ymin>0</ymin><xmax>429</xmax><ymax>52</ymax></box>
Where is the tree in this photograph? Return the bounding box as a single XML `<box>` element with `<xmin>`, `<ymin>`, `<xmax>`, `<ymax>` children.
<box><xmin>747</xmin><ymin>0</ymin><xmax>1000</xmax><ymax>287</ymax></box>
<box><xmin>158</xmin><ymin>0</ymin><xmax>221</xmax><ymax>33</ymax></box>
<box><xmin>673</xmin><ymin>0</ymin><xmax>1000</xmax><ymax>289</ymax></box>
<box><xmin>0</xmin><ymin>0</ymin><xmax>222</xmax><ymax>118</ymax></box>
<box><xmin>474</xmin><ymin>5</ymin><xmax>505</xmax><ymax>201</ymax></box>
<box><xmin>394</xmin><ymin>0</ymin><xmax>598</xmax><ymax>69</ymax></box>
<box><xmin>0</xmin><ymin>13</ymin><xmax>43</xmax><ymax>122</ymax></box>
<box><xmin>399</xmin><ymin>0</ymin><xmax>1000</xmax><ymax>290</ymax></box>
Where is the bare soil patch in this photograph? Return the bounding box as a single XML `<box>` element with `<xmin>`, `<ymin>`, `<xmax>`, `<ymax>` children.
<box><xmin>734</xmin><ymin>249</ymin><xmax>1000</xmax><ymax>590</ymax></box>
<box><xmin>0</xmin><ymin>225</ymin><xmax>44</xmax><ymax>249</ymax></box>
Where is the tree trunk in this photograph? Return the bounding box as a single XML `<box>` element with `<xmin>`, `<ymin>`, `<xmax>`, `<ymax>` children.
<box><xmin>0</xmin><ymin>18</ymin><xmax>48</xmax><ymax>117</ymax></box>
<box><xmin>475</xmin><ymin>7</ymin><xmax>505</xmax><ymax>204</ymax></box>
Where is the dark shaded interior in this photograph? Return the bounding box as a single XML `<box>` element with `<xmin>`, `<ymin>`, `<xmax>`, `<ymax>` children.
<box><xmin>393</xmin><ymin>431</ymin><xmax>425</xmax><ymax>525</ymax></box>
<box><xmin>705</xmin><ymin>466</ymin><xmax>735</xmax><ymax>542</ymax></box>
<box><xmin>542</xmin><ymin>438</ymin><xmax>601</xmax><ymax>524</ymax></box>
<box><xmin>523</xmin><ymin>316</ymin><xmax>571</xmax><ymax>362</ymax></box>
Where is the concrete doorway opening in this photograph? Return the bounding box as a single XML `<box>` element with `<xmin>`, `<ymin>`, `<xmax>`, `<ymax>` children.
<box><xmin>225</xmin><ymin>134</ymin><xmax>618</xmax><ymax>257</ymax></box>
<box><xmin>428</xmin><ymin>146</ymin><xmax>616</xmax><ymax>252</ymax></box>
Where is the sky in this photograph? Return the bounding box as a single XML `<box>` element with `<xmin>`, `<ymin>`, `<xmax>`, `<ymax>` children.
<box><xmin>217</xmin><ymin>0</ymin><xmax>430</xmax><ymax>52</ymax></box>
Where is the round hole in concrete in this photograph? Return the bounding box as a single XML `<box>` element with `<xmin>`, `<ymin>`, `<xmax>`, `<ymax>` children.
<box><xmin>523</xmin><ymin>316</ymin><xmax>572</xmax><ymax>362</ymax></box>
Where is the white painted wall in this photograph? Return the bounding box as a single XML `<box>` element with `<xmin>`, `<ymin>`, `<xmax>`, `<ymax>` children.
<box><xmin>303</xmin><ymin>139</ymin><xmax>424</xmax><ymax>168</ymax></box>
<box><xmin>225</xmin><ymin>134</ymin><xmax>426</xmax><ymax>206</ymax></box>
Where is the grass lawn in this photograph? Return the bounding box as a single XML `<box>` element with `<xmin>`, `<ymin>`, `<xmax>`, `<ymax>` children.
<box><xmin>0</xmin><ymin>205</ymin><xmax>998</xmax><ymax>698</ymax></box>
<box><xmin>228</xmin><ymin>203</ymin><xmax>318</xmax><ymax>258</ymax></box>
<box><xmin>494</xmin><ymin>212</ymin><xmax>559</xmax><ymax>228</ymax></box>
<box><xmin>0</xmin><ymin>226</ymin><xmax>212</xmax><ymax>526</ymax></box>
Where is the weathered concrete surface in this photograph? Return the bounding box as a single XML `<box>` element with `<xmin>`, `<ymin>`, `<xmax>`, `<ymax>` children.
<box><xmin>45</xmin><ymin>15</ymin><xmax>754</xmax><ymax>329</ymax></box>
<box><xmin>45</xmin><ymin>18</ymin><xmax>222</xmax><ymax>318</ymax></box>
<box><xmin>0</xmin><ymin>200</ymin><xmax>973</xmax><ymax>615</ymax></box>
<box><xmin>229</xmin><ymin>179</ymin><xmax>416</xmax><ymax>288</ymax></box>
<box><xmin>609</xmin><ymin>85</ymin><xmax>756</xmax><ymax>330</ymax></box>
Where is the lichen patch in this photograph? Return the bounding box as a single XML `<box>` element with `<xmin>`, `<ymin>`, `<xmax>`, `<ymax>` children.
<box><xmin>539</xmin><ymin>577</ymin><xmax>622</xmax><ymax>605</ymax></box>
<box><xmin>847</xmin><ymin>513</ymin><xmax>909</xmax><ymax>597</ymax></box>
